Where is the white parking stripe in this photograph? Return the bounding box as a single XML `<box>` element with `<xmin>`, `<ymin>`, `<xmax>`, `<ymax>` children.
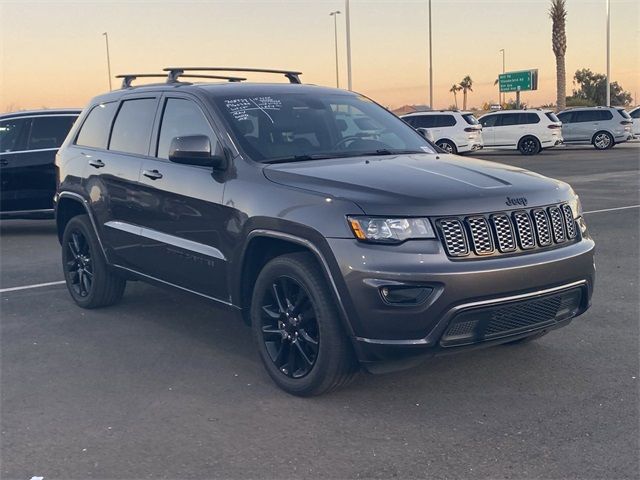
<box><xmin>583</xmin><ymin>204</ymin><xmax>640</xmax><ymax>215</ymax></box>
<box><xmin>0</xmin><ymin>281</ymin><xmax>66</xmax><ymax>293</ymax></box>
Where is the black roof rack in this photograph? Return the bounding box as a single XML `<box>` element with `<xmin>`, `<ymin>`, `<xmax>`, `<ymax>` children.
<box><xmin>116</xmin><ymin>73</ymin><xmax>247</xmax><ymax>89</ymax></box>
<box><xmin>163</xmin><ymin>67</ymin><xmax>303</xmax><ymax>84</ymax></box>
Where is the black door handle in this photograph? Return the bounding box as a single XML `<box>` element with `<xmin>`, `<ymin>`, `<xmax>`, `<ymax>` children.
<box><xmin>88</xmin><ymin>159</ymin><xmax>105</xmax><ymax>168</ymax></box>
<box><xmin>143</xmin><ymin>169</ymin><xmax>163</xmax><ymax>180</ymax></box>
<box><xmin>0</xmin><ymin>159</ymin><xmax>8</xmax><ymax>166</ymax></box>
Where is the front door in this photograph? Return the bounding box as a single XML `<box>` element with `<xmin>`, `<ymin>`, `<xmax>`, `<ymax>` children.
<box><xmin>134</xmin><ymin>95</ymin><xmax>231</xmax><ymax>301</ymax></box>
<box><xmin>479</xmin><ymin>114</ymin><xmax>497</xmax><ymax>146</ymax></box>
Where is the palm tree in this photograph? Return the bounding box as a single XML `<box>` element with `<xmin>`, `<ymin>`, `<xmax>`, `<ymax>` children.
<box><xmin>550</xmin><ymin>0</ymin><xmax>567</xmax><ymax>110</ymax></box>
<box><xmin>449</xmin><ymin>84</ymin><xmax>461</xmax><ymax>109</ymax></box>
<box><xmin>459</xmin><ymin>76</ymin><xmax>473</xmax><ymax>110</ymax></box>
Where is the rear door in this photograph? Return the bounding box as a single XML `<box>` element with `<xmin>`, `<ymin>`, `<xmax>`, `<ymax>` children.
<box><xmin>571</xmin><ymin>110</ymin><xmax>600</xmax><ymax>141</ymax></box>
<box><xmin>493</xmin><ymin>113</ymin><xmax>520</xmax><ymax>146</ymax></box>
<box><xmin>134</xmin><ymin>94</ymin><xmax>230</xmax><ymax>300</ymax></box>
<box><xmin>0</xmin><ymin>116</ymin><xmax>31</xmax><ymax>212</ymax></box>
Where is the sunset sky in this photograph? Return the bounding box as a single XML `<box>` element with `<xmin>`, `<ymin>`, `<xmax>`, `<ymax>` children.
<box><xmin>1</xmin><ymin>0</ymin><xmax>638</xmax><ymax>112</ymax></box>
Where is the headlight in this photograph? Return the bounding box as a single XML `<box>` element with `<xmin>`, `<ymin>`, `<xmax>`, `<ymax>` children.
<box><xmin>568</xmin><ymin>194</ymin><xmax>583</xmax><ymax>218</ymax></box>
<box><xmin>347</xmin><ymin>216</ymin><xmax>436</xmax><ymax>243</ymax></box>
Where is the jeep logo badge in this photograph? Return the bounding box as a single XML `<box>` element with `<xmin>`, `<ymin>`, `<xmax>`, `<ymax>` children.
<box><xmin>506</xmin><ymin>196</ymin><xmax>528</xmax><ymax>207</ymax></box>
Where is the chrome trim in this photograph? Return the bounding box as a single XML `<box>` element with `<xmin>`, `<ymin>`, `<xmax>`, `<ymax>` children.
<box><xmin>0</xmin><ymin>147</ymin><xmax>59</xmax><ymax>156</ymax></box>
<box><xmin>0</xmin><ymin>113</ymin><xmax>79</xmax><ymax>120</ymax></box>
<box><xmin>112</xmin><ymin>264</ymin><xmax>237</xmax><ymax>308</ymax></box>
<box><xmin>0</xmin><ymin>208</ymin><xmax>54</xmax><ymax>215</ymax></box>
<box><xmin>247</xmin><ymin>229</ymin><xmax>354</xmax><ymax>336</ymax></box>
<box><xmin>104</xmin><ymin>220</ymin><xmax>226</xmax><ymax>261</ymax></box>
<box><xmin>56</xmin><ymin>191</ymin><xmax>107</xmax><ymax>256</ymax></box>
<box><xmin>354</xmin><ymin>279</ymin><xmax>588</xmax><ymax>345</ymax></box>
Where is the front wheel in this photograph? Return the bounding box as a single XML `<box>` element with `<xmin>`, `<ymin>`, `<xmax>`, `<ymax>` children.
<box><xmin>592</xmin><ymin>131</ymin><xmax>614</xmax><ymax>150</ymax></box>
<box><xmin>251</xmin><ymin>252</ymin><xmax>357</xmax><ymax>396</ymax></box>
<box><xmin>62</xmin><ymin>215</ymin><xmax>126</xmax><ymax>308</ymax></box>
<box><xmin>518</xmin><ymin>136</ymin><xmax>541</xmax><ymax>155</ymax></box>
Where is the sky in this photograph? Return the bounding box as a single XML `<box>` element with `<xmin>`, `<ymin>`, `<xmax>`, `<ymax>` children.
<box><xmin>0</xmin><ymin>0</ymin><xmax>638</xmax><ymax>112</ymax></box>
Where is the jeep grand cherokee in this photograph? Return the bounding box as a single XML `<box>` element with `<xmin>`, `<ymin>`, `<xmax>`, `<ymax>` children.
<box><xmin>54</xmin><ymin>68</ymin><xmax>595</xmax><ymax>396</ymax></box>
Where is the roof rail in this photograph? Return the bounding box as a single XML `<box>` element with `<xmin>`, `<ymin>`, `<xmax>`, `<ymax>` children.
<box><xmin>116</xmin><ymin>73</ymin><xmax>247</xmax><ymax>88</ymax></box>
<box><xmin>163</xmin><ymin>67</ymin><xmax>303</xmax><ymax>84</ymax></box>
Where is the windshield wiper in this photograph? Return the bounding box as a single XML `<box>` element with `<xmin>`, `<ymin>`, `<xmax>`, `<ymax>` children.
<box><xmin>263</xmin><ymin>154</ymin><xmax>337</xmax><ymax>164</ymax></box>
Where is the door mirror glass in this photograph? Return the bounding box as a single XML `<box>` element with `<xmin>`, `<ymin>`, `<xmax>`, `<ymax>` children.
<box><xmin>168</xmin><ymin>135</ymin><xmax>226</xmax><ymax>168</ymax></box>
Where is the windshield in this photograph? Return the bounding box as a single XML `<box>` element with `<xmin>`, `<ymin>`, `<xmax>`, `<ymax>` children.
<box><xmin>212</xmin><ymin>92</ymin><xmax>436</xmax><ymax>162</ymax></box>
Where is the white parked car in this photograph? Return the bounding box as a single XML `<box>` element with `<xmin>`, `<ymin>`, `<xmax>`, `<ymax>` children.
<box><xmin>478</xmin><ymin>109</ymin><xmax>563</xmax><ymax>155</ymax></box>
<box><xmin>401</xmin><ymin>110</ymin><xmax>483</xmax><ymax>154</ymax></box>
<box><xmin>628</xmin><ymin>106</ymin><xmax>640</xmax><ymax>138</ymax></box>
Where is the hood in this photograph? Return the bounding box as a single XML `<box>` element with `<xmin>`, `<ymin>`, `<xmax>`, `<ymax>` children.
<box><xmin>263</xmin><ymin>153</ymin><xmax>574</xmax><ymax>216</ymax></box>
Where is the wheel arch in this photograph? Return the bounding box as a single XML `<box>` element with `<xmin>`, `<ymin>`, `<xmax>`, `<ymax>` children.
<box><xmin>56</xmin><ymin>192</ymin><xmax>105</xmax><ymax>256</ymax></box>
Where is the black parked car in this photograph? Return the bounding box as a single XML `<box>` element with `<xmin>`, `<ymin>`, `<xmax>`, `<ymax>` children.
<box><xmin>1</xmin><ymin>109</ymin><xmax>80</xmax><ymax>218</ymax></box>
<box><xmin>55</xmin><ymin>68</ymin><xmax>595</xmax><ymax>396</ymax></box>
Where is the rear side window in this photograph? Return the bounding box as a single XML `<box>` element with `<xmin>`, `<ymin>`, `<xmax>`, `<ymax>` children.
<box><xmin>598</xmin><ymin>110</ymin><xmax>613</xmax><ymax>121</ymax></box>
<box><xmin>0</xmin><ymin>117</ymin><xmax>30</xmax><ymax>152</ymax></box>
<box><xmin>480</xmin><ymin>115</ymin><xmax>497</xmax><ymax>127</ymax></box>
<box><xmin>545</xmin><ymin>112</ymin><xmax>560</xmax><ymax>123</ymax></box>
<box><xmin>498</xmin><ymin>113</ymin><xmax>519</xmax><ymax>126</ymax></box>
<box><xmin>76</xmin><ymin>102</ymin><xmax>117</xmax><ymax>149</ymax></box>
<box><xmin>519</xmin><ymin>113</ymin><xmax>540</xmax><ymax>124</ymax></box>
<box><xmin>574</xmin><ymin>110</ymin><xmax>611</xmax><ymax>122</ymax></box>
<box><xmin>27</xmin><ymin>116</ymin><xmax>77</xmax><ymax>149</ymax></box>
<box><xmin>434</xmin><ymin>115</ymin><xmax>456</xmax><ymax>127</ymax></box>
<box><xmin>109</xmin><ymin>98</ymin><xmax>158</xmax><ymax>155</ymax></box>
<box><xmin>157</xmin><ymin>98</ymin><xmax>219</xmax><ymax>160</ymax></box>
<box><xmin>616</xmin><ymin>109</ymin><xmax>631</xmax><ymax>119</ymax></box>
<box><xmin>462</xmin><ymin>114</ymin><xmax>479</xmax><ymax>125</ymax></box>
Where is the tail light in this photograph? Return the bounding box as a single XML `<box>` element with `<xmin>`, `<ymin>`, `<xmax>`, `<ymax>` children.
<box><xmin>547</xmin><ymin>124</ymin><xmax>562</xmax><ymax>129</ymax></box>
<box><xmin>464</xmin><ymin>127</ymin><xmax>480</xmax><ymax>132</ymax></box>
<box><xmin>620</xmin><ymin>120</ymin><xmax>633</xmax><ymax>125</ymax></box>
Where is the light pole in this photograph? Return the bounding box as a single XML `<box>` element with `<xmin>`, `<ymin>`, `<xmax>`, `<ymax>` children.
<box><xmin>499</xmin><ymin>48</ymin><xmax>505</xmax><ymax>105</ymax></box>
<box><xmin>345</xmin><ymin>0</ymin><xmax>352</xmax><ymax>90</ymax></box>
<box><xmin>428</xmin><ymin>0</ymin><xmax>433</xmax><ymax>108</ymax></box>
<box><xmin>606</xmin><ymin>0</ymin><xmax>611</xmax><ymax>106</ymax></box>
<box><xmin>102</xmin><ymin>32</ymin><xmax>112</xmax><ymax>91</ymax></box>
<box><xmin>330</xmin><ymin>10</ymin><xmax>341</xmax><ymax>88</ymax></box>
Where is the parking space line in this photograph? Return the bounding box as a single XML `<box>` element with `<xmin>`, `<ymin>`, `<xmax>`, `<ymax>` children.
<box><xmin>0</xmin><ymin>280</ymin><xmax>65</xmax><ymax>293</ymax></box>
<box><xmin>583</xmin><ymin>204</ymin><xmax>640</xmax><ymax>215</ymax></box>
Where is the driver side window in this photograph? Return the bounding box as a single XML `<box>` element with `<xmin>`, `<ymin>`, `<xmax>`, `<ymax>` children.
<box><xmin>157</xmin><ymin>98</ymin><xmax>219</xmax><ymax>160</ymax></box>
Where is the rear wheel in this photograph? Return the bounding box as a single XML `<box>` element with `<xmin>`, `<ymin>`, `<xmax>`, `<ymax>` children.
<box><xmin>592</xmin><ymin>131</ymin><xmax>614</xmax><ymax>150</ymax></box>
<box><xmin>62</xmin><ymin>215</ymin><xmax>126</xmax><ymax>308</ymax></box>
<box><xmin>436</xmin><ymin>139</ymin><xmax>457</xmax><ymax>154</ymax></box>
<box><xmin>251</xmin><ymin>252</ymin><xmax>357</xmax><ymax>396</ymax></box>
<box><xmin>518</xmin><ymin>136</ymin><xmax>541</xmax><ymax>155</ymax></box>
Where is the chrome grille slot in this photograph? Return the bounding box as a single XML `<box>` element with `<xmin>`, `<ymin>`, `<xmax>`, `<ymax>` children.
<box><xmin>512</xmin><ymin>210</ymin><xmax>535</xmax><ymax>249</ymax></box>
<box><xmin>561</xmin><ymin>204</ymin><xmax>577</xmax><ymax>239</ymax></box>
<box><xmin>532</xmin><ymin>209</ymin><xmax>552</xmax><ymax>247</ymax></box>
<box><xmin>437</xmin><ymin>219</ymin><xmax>469</xmax><ymax>257</ymax></box>
<box><xmin>548</xmin><ymin>206</ymin><xmax>566</xmax><ymax>243</ymax></box>
<box><xmin>466</xmin><ymin>216</ymin><xmax>494</xmax><ymax>255</ymax></box>
<box><xmin>490</xmin><ymin>214</ymin><xmax>517</xmax><ymax>252</ymax></box>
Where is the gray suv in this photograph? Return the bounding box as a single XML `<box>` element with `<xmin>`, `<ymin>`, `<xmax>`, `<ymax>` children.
<box><xmin>54</xmin><ymin>67</ymin><xmax>595</xmax><ymax>396</ymax></box>
<box><xmin>557</xmin><ymin>106</ymin><xmax>633</xmax><ymax>149</ymax></box>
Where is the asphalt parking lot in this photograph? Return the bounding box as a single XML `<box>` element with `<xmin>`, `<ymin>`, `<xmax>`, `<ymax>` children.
<box><xmin>1</xmin><ymin>143</ymin><xmax>638</xmax><ymax>479</ymax></box>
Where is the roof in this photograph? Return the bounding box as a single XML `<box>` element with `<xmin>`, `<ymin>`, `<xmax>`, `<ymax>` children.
<box><xmin>0</xmin><ymin>108</ymin><xmax>82</xmax><ymax>119</ymax></box>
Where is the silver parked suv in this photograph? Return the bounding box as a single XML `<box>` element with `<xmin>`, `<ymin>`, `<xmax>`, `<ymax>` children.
<box><xmin>557</xmin><ymin>106</ymin><xmax>633</xmax><ymax>150</ymax></box>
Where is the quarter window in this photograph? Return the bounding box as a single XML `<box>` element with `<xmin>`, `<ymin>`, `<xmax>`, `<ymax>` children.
<box><xmin>0</xmin><ymin>118</ymin><xmax>30</xmax><ymax>153</ymax></box>
<box><xmin>157</xmin><ymin>98</ymin><xmax>219</xmax><ymax>160</ymax></box>
<box><xmin>28</xmin><ymin>116</ymin><xmax>77</xmax><ymax>150</ymax></box>
<box><xmin>519</xmin><ymin>113</ymin><xmax>540</xmax><ymax>124</ymax></box>
<box><xmin>109</xmin><ymin>98</ymin><xmax>157</xmax><ymax>155</ymax></box>
<box><xmin>76</xmin><ymin>102</ymin><xmax>117</xmax><ymax>149</ymax></box>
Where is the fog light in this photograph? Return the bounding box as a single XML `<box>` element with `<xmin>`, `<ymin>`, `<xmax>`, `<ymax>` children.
<box><xmin>379</xmin><ymin>285</ymin><xmax>433</xmax><ymax>305</ymax></box>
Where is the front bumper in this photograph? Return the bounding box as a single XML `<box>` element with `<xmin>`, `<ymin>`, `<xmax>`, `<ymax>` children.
<box><xmin>327</xmin><ymin>228</ymin><xmax>595</xmax><ymax>370</ymax></box>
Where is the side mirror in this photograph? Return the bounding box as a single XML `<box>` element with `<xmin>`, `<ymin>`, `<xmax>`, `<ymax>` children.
<box><xmin>168</xmin><ymin>135</ymin><xmax>226</xmax><ymax>169</ymax></box>
<box><xmin>416</xmin><ymin>127</ymin><xmax>433</xmax><ymax>142</ymax></box>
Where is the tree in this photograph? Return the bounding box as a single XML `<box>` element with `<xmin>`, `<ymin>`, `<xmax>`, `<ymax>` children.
<box><xmin>449</xmin><ymin>84</ymin><xmax>462</xmax><ymax>109</ymax></box>
<box><xmin>459</xmin><ymin>76</ymin><xmax>473</xmax><ymax>110</ymax></box>
<box><xmin>550</xmin><ymin>0</ymin><xmax>567</xmax><ymax>110</ymax></box>
<box><xmin>568</xmin><ymin>68</ymin><xmax>632</xmax><ymax>106</ymax></box>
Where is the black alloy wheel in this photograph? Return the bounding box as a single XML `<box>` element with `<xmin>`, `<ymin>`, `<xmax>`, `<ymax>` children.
<box><xmin>65</xmin><ymin>229</ymin><xmax>93</xmax><ymax>298</ymax></box>
<box><xmin>519</xmin><ymin>136</ymin><xmax>541</xmax><ymax>155</ymax></box>
<box><xmin>259</xmin><ymin>275</ymin><xmax>320</xmax><ymax>378</ymax></box>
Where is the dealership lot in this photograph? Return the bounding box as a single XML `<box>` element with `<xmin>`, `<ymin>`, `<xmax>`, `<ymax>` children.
<box><xmin>1</xmin><ymin>144</ymin><xmax>638</xmax><ymax>479</ymax></box>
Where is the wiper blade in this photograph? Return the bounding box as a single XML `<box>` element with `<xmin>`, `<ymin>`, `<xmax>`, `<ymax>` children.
<box><xmin>356</xmin><ymin>149</ymin><xmax>427</xmax><ymax>156</ymax></box>
<box><xmin>263</xmin><ymin>154</ymin><xmax>336</xmax><ymax>164</ymax></box>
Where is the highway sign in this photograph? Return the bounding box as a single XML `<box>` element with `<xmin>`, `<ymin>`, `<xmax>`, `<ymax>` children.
<box><xmin>499</xmin><ymin>70</ymin><xmax>538</xmax><ymax>93</ymax></box>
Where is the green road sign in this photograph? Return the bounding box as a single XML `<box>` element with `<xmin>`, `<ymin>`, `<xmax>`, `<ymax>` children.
<box><xmin>499</xmin><ymin>69</ymin><xmax>538</xmax><ymax>93</ymax></box>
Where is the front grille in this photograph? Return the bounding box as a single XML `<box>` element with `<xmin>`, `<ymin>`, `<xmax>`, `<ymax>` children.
<box><xmin>436</xmin><ymin>203</ymin><xmax>578</xmax><ymax>259</ymax></box>
<box><xmin>440</xmin><ymin>287</ymin><xmax>583</xmax><ymax>347</ymax></box>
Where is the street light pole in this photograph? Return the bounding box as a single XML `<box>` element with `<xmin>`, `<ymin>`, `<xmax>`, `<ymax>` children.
<box><xmin>499</xmin><ymin>48</ymin><xmax>505</xmax><ymax>105</ymax></box>
<box><xmin>345</xmin><ymin>0</ymin><xmax>352</xmax><ymax>90</ymax></box>
<box><xmin>428</xmin><ymin>0</ymin><xmax>433</xmax><ymax>108</ymax></box>
<box><xmin>330</xmin><ymin>11</ymin><xmax>341</xmax><ymax>88</ymax></box>
<box><xmin>606</xmin><ymin>0</ymin><xmax>611</xmax><ymax>106</ymax></box>
<box><xmin>102</xmin><ymin>32</ymin><xmax>112</xmax><ymax>91</ymax></box>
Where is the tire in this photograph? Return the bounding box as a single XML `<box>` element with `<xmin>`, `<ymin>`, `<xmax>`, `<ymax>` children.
<box><xmin>518</xmin><ymin>136</ymin><xmax>541</xmax><ymax>155</ymax></box>
<box><xmin>251</xmin><ymin>252</ymin><xmax>357</xmax><ymax>396</ymax></box>
<box><xmin>592</xmin><ymin>131</ymin><xmax>614</xmax><ymax>150</ymax></box>
<box><xmin>503</xmin><ymin>330</ymin><xmax>548</xmax><ymax>345</ymax></box>
<box><xmin>436</xmin><ymin>139</ymin><xmax>457</xmax><ymax>154</ymax></box>
<box><xmin>61</xmin><ymin>214</ymin><xmax>126</xmax><ymax>308</ymax></box>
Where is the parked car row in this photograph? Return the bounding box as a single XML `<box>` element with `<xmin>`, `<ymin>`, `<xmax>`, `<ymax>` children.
<box><xmin>401</xmin><ymin>105</ymin><xmax>635</xmax><ymax>156</ymax></box>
